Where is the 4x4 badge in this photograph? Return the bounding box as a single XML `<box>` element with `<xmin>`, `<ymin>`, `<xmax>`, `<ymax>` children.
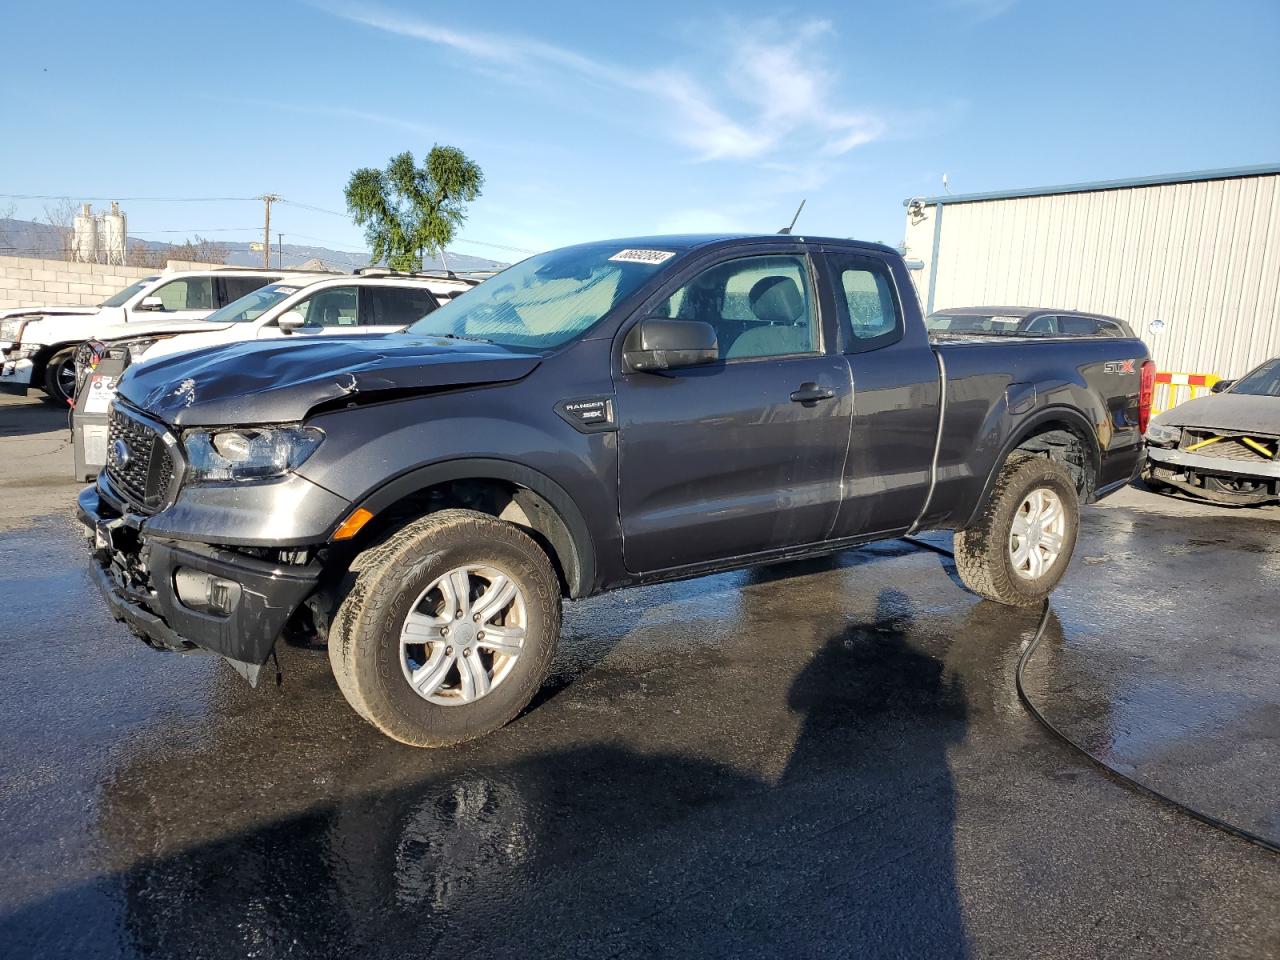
<box><xmin>555</xmin><ymin>397</ymin><xmax>617</xmax><ymax>434</ymax></box>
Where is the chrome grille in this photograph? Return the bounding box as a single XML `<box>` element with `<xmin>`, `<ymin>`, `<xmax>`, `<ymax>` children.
<box><xmin>105</xmin><ymin>405</ymin><xmax>178</xmax><ymax>511</ymax></box>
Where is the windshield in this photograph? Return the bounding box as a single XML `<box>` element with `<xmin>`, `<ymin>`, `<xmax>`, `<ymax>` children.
<box><xmin>100</xmin><ymin>278</ymin><xmax>156</xmax><ymax>308</ymax></box>
<box><xmin>202</xmin><ymin>283</ymin><xmax>302</xmax><ymax>324</ymax></box>
<box><xmin>926</xmin><ymin>313</ymin><xmax>1026</xmax><ymax>335</ymax></box>
<box><xmin>1229</xmin><ymin>358</ymin><xmax>1280</xmax><ymax>397</ymax></box>
<box><xmin>404</xmin><ymin>243</ymin><xmax>678</xmax><ymax>349</ymax></box>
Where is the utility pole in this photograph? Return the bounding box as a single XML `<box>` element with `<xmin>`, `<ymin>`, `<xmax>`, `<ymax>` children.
<box><xmin>261</xmin><ymin>194</ymin><xmax>280</xmax><ymax>268</ymax></box>
<box><xmin>277</xmin><ymin>232</ymin><xmax>283</xmax><ymax>269</ymax></box>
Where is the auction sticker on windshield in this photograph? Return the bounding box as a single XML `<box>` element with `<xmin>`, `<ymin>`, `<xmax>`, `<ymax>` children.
<box><xmin>609</xmin><ymin>249</ymin><xmax>675</xmax><ymax>265</ymax></box>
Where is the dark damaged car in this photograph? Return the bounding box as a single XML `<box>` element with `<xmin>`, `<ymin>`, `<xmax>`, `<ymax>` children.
<box><xmin>1145</xmin><ymin>356</ymin><xmax>1280</xmax><ymax>505</ymax></box>
<box><xmin>79</xmin><ymin>234</ymin><xmax>1153</xmax><ymax>746</ymax></box>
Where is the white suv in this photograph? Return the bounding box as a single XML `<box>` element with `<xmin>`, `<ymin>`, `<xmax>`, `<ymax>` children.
<box><xmin>0</xmin><ymin>268</ymin><xmax>287</xmax><ymax>404</ymax></box>
<box><xmin>75</xmin><ymin>272</ymin><xmax>470</xmax><ymax>403</ymax></box>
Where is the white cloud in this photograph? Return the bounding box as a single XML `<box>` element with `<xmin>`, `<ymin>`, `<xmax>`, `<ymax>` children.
<box><xmin>318</xmin><ymin>2</ymin><xmax>887</xmax><ymax>164</ymax></box>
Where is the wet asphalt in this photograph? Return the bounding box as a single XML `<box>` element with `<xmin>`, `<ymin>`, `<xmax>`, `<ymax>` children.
<box><xmin>0</xmin><ymin>393</ymin><xmax>1277</xmax><ymax>959</ymax></box>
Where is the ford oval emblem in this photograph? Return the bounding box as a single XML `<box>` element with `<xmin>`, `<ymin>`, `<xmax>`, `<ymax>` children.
<box><xmin>112</xmin><ymin>438</ymin><xmax>131</xmax><ymax>469</ymax></box>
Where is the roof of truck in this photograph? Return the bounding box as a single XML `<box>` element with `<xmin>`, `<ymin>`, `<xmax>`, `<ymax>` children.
<box><xmin>584</xmin><ymin>234</ymin><xmax>900</xmax><ymax>257</ymax></box>
<box><xmin>930</xmin><ymin>305</ymin><xmax>1125</xmax><ymax>322</ymax></box>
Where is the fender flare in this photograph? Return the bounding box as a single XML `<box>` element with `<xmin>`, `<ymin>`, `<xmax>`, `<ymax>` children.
<box><xmin>962</xmin><ymin>406</ymin><xmax>1102</xmax><ymax>530</ymax></box>
<box><xmin>348</xmin><ymin>457</ymin><xmax>597</xmax><ymax>599</ymax></box>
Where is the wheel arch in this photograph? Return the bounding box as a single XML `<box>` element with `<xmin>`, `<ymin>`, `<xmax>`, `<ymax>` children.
<box><xmin>962</xmin><ymin>406</ymin><xmax>1101</xmax><ymax>530</ymax></box>
<box><xmin>342</xmin><ymin>459</ymin><xmax>596</xmax><ymax>599</ymax></box>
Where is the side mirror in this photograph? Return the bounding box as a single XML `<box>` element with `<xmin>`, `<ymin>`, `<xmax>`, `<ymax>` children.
<box><xmin>623</xmin><ymin>317</ymin><xmax>718</xmax><ymax>372</ymax></box>
<box><xmin>138</xmin><ymin>296</ymin><xmax>165</xmax><ymax>312</ymax></box>
<box><xmin>277</xmin><ymin>310</ymin><xmax>307</xmax><ymax>333</ymax></box>
<box><xmin>1211</xmin><ymin>379</ymin><xmax>1234</xmax><ymax>394</ymax></box>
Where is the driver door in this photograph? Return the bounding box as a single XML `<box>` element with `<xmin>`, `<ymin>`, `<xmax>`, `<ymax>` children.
<box><xmin>615</xmin><ymin>250</ymin><xmax>852</xmax><ymax>573</ymax></box>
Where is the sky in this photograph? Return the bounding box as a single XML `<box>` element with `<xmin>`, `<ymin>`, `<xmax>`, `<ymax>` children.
<box><xmin>2</xmin><ymin>0</ymin><xmax>1278</xmax><ymax>261</ymax></box>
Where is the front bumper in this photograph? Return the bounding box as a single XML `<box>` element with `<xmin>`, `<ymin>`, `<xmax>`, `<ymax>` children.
<box><xmin>0</xmin><ymin>355</ymin><xmax>34</xmax><ymax>392</ymax></box>
<box><xmin>78</xmin><ymin>484</ymin><xmax>322</xmax><ymax>680</ymax></box>
<box><xmin>1146</xmin><ymin>445</ymin><xmax>1280</xmax><ymax>481</ymax></box>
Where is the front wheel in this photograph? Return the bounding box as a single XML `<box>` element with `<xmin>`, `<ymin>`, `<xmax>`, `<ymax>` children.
<box><xmin>41</xmin><ymin>346</ymin><xmax>78</xmax><ymax>406</ymax></box>
<box><xmin>953</xmin><ymin>455</ymin><xmax>1080</xmax><ymax>606</ymax></box>
<box><xmin>328</xmin><ymin>509</ymin><xmax>561</xmax><ymax>747</ymax></box>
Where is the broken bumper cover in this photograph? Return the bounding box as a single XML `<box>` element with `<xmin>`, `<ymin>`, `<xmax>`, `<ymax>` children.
<box><xmin>77</xmin><ymin>484</ymin><xmax>321</xmax><ymax>678</ymax></box>
<box><xmin>1146</xmin><ymin>445</ymin><xmax>1280</xmax><ymax>481</ymax></box>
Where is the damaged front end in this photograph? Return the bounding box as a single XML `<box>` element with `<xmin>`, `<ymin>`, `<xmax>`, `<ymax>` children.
<box><xmin>1145</xmin><ymin>425</ymin><xmax>1280</xmax><ymax>505</ymax></box>
<box><xmin>76</xmin><ymin>400</ymin><xmax>342</xmax><ymax>684</ymax></box>
<box><xmin>79</xmin><ymin>480</ymin><xmax>323</xmax><ymax>684</ymax></box>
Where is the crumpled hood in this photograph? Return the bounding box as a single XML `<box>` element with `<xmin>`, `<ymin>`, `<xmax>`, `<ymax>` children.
<box><xmin>116</xmin><ymin>334</ymin><xmax>541</xmax><ymax>427</ymax></box>
<box><xmin>1154</xmin><ymin>393</ymin><xmax>1280</xmax><ymax>434</ymax></box>
<box><xmin>90</xmin><ymin>318</ymin><xmax>233</xmax><ymax>343</ymax></box>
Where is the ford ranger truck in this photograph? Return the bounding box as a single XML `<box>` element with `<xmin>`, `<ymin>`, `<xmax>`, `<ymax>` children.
<box><xmin>78</xmin><ymin>234</ymin><xmax>1154</xmax><ymax>747</ymax></box>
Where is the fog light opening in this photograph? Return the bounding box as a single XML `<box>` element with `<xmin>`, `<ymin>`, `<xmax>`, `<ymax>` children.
<box><xmin>174</xmin><ymin>567</ymin><xmax>243</xmax><ymax>615</ymax></box>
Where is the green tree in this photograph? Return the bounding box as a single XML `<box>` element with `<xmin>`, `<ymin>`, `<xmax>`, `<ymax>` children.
<box><xmin>344</xmin><ymin>146</ymin><xmax>484</xmax><ymax>272</ymax></box>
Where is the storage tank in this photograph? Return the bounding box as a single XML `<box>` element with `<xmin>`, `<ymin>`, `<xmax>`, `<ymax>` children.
<box><xmin>99</xmin><ymin>201</ymin><xmax>127</xmax><ymax>265</ymax></box>
<box><xmin>72</xmin><ymin>203</ymin><xmax>98</xmax><ymax>262</ymax></box>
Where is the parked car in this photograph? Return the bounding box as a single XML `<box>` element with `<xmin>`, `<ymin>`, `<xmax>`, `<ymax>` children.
<box><xmin>69</xmin><ymin>272</ymin><xmax>458</xmax><ymax>480</ymax></box>
<box><xmin>1144</xmin><ymin>356</ymin><xmax>1280</xmax><ymax>505</ymax></box>
<box><xmin>926</xmin><ymin>306</ymin><xmax>1134</xmax><ymax>338</ymax></box>
<box><xmin>0</xmin><ymin>269</ymin><xmax>288</xmax><ymax>404</ymax></box>
<box><xmin>74</xmin><ymin>270</ymin><xmax>464</xmax><ymax>389</ymax></box>
<box><xmin>78</xmin><ymin>234</ymin><xmax>1152</xmax><ymax>747</ymax></box>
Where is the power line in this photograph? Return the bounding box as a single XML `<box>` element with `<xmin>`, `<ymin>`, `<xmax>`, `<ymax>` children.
<box><xmin>277</xmin><ymin>198</ymin><xmax>348</xmax><ymax>217</ymax></box>
<box><xmin>0</xmin><ymin>193</ymin><xmax>261</xmax><ymax>202</ymax></box>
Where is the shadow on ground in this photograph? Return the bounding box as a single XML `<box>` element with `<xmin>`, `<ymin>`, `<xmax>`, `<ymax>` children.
<box><xmin>0</xmin><ymin>586</ymin><xmax>972</xmax><ymax>960</ymax></box>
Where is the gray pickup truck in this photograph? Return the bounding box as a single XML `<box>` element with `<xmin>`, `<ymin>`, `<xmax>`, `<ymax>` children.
<box><xmin>78</xmin><ymin>234</ymin><xmax>1153</xmax><ymax>746</ymax></box>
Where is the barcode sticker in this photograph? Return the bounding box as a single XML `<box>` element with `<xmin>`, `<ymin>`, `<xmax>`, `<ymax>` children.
<box><xmin>609</xmin><ymin>249</ymin><xmax>675</xmax><ymax>265</ymax></box>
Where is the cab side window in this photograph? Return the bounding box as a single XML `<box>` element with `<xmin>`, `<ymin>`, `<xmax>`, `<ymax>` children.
<box><xmin>153</xmin><ymin>277</ymin><xmax>214</xmax><ymax>311</ymax></box>
<box><xmin>296</xmin><ymin>286</ymin><xmax>359</xmax><ymax>327</ymax></box>
<box><xmin>826</xmin><ymin>254</ymin><xmax>902</xmax><ymax>352</ymax></box>
<box><xmin>1024</xmin><ymin>314</ymin><xmax>1059</xmax><ymax>335</ymax></box>
<box><xmin>656</xmin><ymin>255</ymin><xmax>818</xmax><ymax>360</ymax></box>
<box><xmin>218</xmin><ymin>276</ymin><xmax>273</xmax><ymax>306</ymax></box>
<box><xmin>363</xmin><ymin>286</ymin><xmax>440</xmax><ymax>326</ymax></box>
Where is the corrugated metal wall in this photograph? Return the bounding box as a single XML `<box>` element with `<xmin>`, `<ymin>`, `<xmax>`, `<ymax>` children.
<box><xmin>902</xmin><ymin>173</ymin><xmax>1280</xmax><ymax>378</ymax></box>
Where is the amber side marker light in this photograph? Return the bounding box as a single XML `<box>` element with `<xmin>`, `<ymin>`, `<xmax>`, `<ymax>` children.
<box><xmin>333</xmin><ymin>507</ymin><xmax>374</xmax><ymax>541</ymax></box>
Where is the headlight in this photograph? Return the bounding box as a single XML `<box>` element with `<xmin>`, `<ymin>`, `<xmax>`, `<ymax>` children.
<box><xmin>1145</xmin><ymin>423</ymin><xmax>1181</xmax><ymax>447</ymax></box>
<box><xmin>183</xmin><ymin>425</ymin><xmax>324</xmax><ymax>482</ymax></box>
<box><xmin>127</xmin><ymin>338</ymin><xmax>159</xmax><ymax>362</ymax></box>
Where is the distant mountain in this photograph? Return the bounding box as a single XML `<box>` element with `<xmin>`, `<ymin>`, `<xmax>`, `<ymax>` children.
<box><xmin>0</xmin><ymin>218</ymin><xmax>507</xmax><ymax>274</ymax></box>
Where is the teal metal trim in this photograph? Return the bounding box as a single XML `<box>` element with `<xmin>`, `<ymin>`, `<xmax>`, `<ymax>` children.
<box><xmin>926</xmin><ymin>202</ymin><xmax>943</xmax><ymax>314</ymax></box>
<box><xmin>902</xmin><ymin>162</ymin><xmax>1280</xmax><ymax>208</ymax></box>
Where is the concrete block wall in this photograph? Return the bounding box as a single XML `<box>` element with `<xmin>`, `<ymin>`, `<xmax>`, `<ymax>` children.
<box><xmin>0</xmin><ymin>256</ymin><xmax>227</xmax><ymax>310</ymax></box>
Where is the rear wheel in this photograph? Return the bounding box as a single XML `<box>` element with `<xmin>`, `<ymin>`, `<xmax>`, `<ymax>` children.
<box><xmin>954</xmin><ymin>455</ymin><xmax>1080</xmax><ymax>606</ymax></box>
<box><xmin>41</xmin><ymin>346</ymin><xmax>77</xmax><ymax>406</ymax></box>
<box><xmin>329</xmin><ymin>509</ymin><xmax>561</xmax><ymax>747</ymax></box>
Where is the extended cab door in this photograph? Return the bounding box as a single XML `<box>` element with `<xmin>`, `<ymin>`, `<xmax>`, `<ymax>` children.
<box><xmin>615</xmin><ymin>249</ymin><xmax>853</xmax><ymax>573</ymax></box>
<box><xmin>816</xmin><ymin>249</ymin><xmax>942</xmax><ymax>538</ymax></box>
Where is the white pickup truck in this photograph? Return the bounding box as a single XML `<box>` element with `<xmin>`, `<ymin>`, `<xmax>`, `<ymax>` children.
<box><xmin>1</xmin><ymin>268</ymin><xmax>290</xmax><ymax>404</ymax></box>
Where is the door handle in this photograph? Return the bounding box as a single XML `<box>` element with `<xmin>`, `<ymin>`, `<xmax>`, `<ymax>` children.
<box><xmin>790</xmin><ymin>382</ymin><xmax>835</xmax><ymax>405</ymax></box>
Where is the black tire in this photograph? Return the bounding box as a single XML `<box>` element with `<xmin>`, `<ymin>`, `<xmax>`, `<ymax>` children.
<box><xmin>1203</xmin><ymin>475</ymin><xmax>1273</xmax><ymax>505</ymax></box>
<box><xmin>328</xmin><ymin>509</ymin><xmax>561</xmax><ymax>747</ymax></box>
<box><xmin>954</xmin><ymin>455</ymin><xmax>1080</xmax><ymax>607</ymax></box>
<box><xmin>41</xmin><ymin>346</ymin><xmax>77</xmax><ymax>406</ymax></box>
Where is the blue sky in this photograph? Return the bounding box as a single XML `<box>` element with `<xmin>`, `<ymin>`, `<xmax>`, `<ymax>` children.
<box><xmin>2</xmin><ymin>0</ymin><xmax>1278</xmax><ymax>260</ymax></box>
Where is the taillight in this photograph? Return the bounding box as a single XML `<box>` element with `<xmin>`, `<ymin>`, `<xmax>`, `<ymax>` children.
<box><xmin>1138</xmin><ymin>359</ymin><xmax>1156</xmax><ymax>434</ymax></box>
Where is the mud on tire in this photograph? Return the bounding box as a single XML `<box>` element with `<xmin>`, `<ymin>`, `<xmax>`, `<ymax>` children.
<box><xmin>328</xmin><ymin>508</ymin><xmax>561</xmax><ymax>747</ymax></box>
<box><xmin>953</xmin><ymin>454</ymin><xmax>1080</xmax><ymax>607</ymax></box>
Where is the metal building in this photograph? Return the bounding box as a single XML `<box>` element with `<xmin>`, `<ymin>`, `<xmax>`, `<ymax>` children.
<box><xmin>901</xmin><ymin>163</ymin><xmax>1280</xmax><ymax>379</ymax></box>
